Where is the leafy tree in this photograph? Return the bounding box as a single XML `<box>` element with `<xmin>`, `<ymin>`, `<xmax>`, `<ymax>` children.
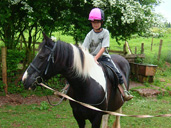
<box><xmin>59</xmin><ymin>0</ymin><xmax>93</xmax><ymax>44</ymax></box>
<box><xmin>0</xmin><ymin>0</ymin><xmax>30</xmax><ymax>49</ymax></box>
<box><xmin>0</xmin><ymin>0</ymin><xmax>69</xmax><ymax>66</ymax></box>
<box><xmin>165</xmin><ymin>22</ymin><xmax>171</xmax><ymax>28</ymax></box>
<box><xmin>0</xmin><ymin>0</ymin><xmax>164</xmax><ymax>47</ymax></box>
<box><xmin>56</xmin><ymin>0</ymin><xmax>164</xmax><ymax>44</ymax></box>
<box><xmin>0</xmin><ymin>0</ymin><xmax>164</xmax><ymax>71</ymax></box>
<box><xmin>92</xmin><ymin>0</ymin><xmax>163</xmax><ymax>42</ymax></box>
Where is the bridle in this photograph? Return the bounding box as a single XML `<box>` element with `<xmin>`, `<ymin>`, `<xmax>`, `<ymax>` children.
<box><xmin>28</xmin><ymin>42</ymin><xmax>66</xmax><ymax>106</ymax></box>
<box><xmin>29</xmin><ymin>42</ymin><xmax>57</xmax><ymax>84</ymax></box>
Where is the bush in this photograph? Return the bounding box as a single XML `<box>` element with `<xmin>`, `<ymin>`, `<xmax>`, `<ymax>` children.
<box><xmin>7</xmin><ymin>49</ymin><xmax>25</xmax><ymax>73</ymax></box>
<box><xmin>166</xmin><ymin>28</ymin><xmax>171</xmax><ymax>33</ymax></box>
<box><xmin>0</xmin><ymin>49</ymin><xmax>25</xmax><ymax>94</ymax></box>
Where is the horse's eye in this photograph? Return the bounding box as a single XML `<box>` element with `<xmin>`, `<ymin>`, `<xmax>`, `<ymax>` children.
<box><xmin>39</xmin><ymin>55</ymin><xmax>44</xmax><ymax>59</ymax></box>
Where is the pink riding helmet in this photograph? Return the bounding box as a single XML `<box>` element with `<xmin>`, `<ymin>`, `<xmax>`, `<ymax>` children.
<box><xmin>88</xmin><ymin>8</ymin><xmax>104</xmax><ymax>21</ymax></box>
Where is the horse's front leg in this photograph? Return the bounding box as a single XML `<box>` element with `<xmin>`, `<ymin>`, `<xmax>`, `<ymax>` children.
<box><xmin>90</xmin><ymin>113</ymin><xmax>103</xmax><ymax>128</ymax></box>
<box><xmin>73</xmin><ymin>111</ymin><xmax>86</xmax><ymax>128</ymax></box>
<box><xmin>112</xmin><ymin>107</ymin><xmax>122</xmax><ymax>128</ymax></box>
<box><xmin>76</xmin><ymin>119</ymin><xmax>86</xmax><ymax>128</ymax></box>
<box><xmin>101</xmin><ymin>114</ymin><xmax>109</xmax><ymax>128</ymax></box>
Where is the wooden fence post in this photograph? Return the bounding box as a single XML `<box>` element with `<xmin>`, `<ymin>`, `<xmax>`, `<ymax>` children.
<box><xmin>125</xmin><ymin>41</ymin><xmax>132</xmax><ymax>54</ymax></box>
<box><xmin>151</xmin><ymin>37</ymin><xmax>153</xmax><ymax>51</ymax></box>
<box><xmin>1</xmin><ymin>47</ymin><xmax>8</xmax><ymax>94</ymax></box>
<box><xmin>141</xmin><ymin>43</ymin><xmax>144</xmax><ymax>54</ymax></box>
<box><xmin>135</xmin><ymin>46</ymin><xmax>137</xmax><ymax>54</ymax></box>
<box><xmin>123</xmin><ymin>43</ymin><xmax>126</xmax><ymax>54</ymax></box>
<box><xmin>158</xmin><ymin>39</ymin><xmax>163</xmax><ymax>61</ymax></box>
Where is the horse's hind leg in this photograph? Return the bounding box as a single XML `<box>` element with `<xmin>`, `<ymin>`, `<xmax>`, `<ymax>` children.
<box><xmin>112</xmin><ymin>107</ymin><xmax>122</xmax><ymax>128</ymax></box>
<box><xmin>101</xmin><ymin>114</ymin><xmax>109</xmax><ymax>128</ymax></box>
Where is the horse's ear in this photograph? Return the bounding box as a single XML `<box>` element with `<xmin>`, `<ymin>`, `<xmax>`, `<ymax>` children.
<box><xmin>42</xmin><ymin>32</ymin><xmax>50</xmax><ymax>42</ymax></box>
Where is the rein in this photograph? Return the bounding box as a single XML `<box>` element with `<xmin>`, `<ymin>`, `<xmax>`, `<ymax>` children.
<box><xmin>39</xmin><ymin>82</ymin><xmax>171</xmax><ymax>118</ymax></box>
<box><xmin>41</xmin><ymin>84</ymin><xmax>68</xmax><ymax>106</ymax></box>
<box><xmin>37</xmin><ymin>78</ymin><xmax>107</xmax><ymax>106</ymax></box>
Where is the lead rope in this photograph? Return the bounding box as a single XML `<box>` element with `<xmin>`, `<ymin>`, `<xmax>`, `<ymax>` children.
<box><xmin>39</xmin><ymin>82</ymin><xmax>171</xmax><ymax>118</ymax></box>
<box><xmin>40</xmin><ymin>81</ymin><xmax>106</xmax><ymax>106</ymax></box>
<box><xmin>40</xmin><ymin>84</ymin><xmax>68</xmax><ymax>106</ymax></box>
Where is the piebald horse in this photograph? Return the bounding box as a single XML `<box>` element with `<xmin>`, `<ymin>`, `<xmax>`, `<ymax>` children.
<box><xmin>22</xmin><ymin>33</ymin><xmax>130</xmax><ymax>128</ymax></box>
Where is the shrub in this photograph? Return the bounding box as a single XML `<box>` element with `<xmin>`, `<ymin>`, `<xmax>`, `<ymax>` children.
<box><xmin>0</xmin><ymin>49</ymin><xmax>25</xmax><ymax>94</ymax></box>
<box><xmin>7</xmin><ymin>49</ymin><xmax>25</xmax><ymax>73</ymax></box>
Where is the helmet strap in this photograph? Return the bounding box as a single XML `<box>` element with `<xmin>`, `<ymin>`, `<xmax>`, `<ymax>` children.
<box><xmin>91</xmin><ymin>21</ymin><xmax>103</xmax><ymax>31</ymax></box>
<box><xmin>96</xmin><ymin>27</ymin><xmax>102</xmax><ymax>31</ymax></box>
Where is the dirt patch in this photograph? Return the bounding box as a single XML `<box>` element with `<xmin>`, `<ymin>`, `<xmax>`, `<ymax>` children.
<box><xmin>0</xmin><ymin>94</ymin><xmax>60</xmax><ymax>107</ymax></box>
<box><xmin>133</xmin><ymin>88</ymin><xmax>161</xmax><ymax>97</ymax></box>
<box><xmin>129</xmin><ymin>81</ymin><xmax>145</xmax><ymax>89</ymax></box>
<box><xmin>0</xmin><ymin>81</ymin><xmax>167</xmax><ymax>107</ymax></box>
<box><xmin>129</xmin><ymin>81</ymin><xmax>161</xmax><ymax>97</ymax></box>
<box><xmin>165</xmin><ymin>62</ymin><xmax>171</xmax><ymax>68</ymax></box>
<box><xmin>12</xmin><ymin>122</ymin><xmax>21</xmax><ymax>127</ymax></box>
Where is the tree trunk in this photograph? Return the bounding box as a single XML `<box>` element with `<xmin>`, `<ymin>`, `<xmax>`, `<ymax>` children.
<box><xmin>1</xmin><ymin>47</ymin><xmax>8</xmax><ymax>94</ymax></box>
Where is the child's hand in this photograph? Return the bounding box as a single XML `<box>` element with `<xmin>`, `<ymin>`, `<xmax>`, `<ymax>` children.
<box><xmin>94</xmin><ymin>57</ymin><xmax>99</xmax><ymax>64</ymax></box>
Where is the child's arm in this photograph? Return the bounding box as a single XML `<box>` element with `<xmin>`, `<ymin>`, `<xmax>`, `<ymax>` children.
<box><xmin>94</xmin><ymin>47</ymin><xmax>106</xmax><ymax>64</ymax></box>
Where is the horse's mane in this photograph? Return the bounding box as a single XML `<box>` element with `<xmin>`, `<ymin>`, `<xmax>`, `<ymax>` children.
<box><xmin>55</xmin><ymin>40</ymin><xmax>74</xmax><ymax>68</ymax></box>
<box><xmin>52</xmin><ymin>40</ymin><xmax>99</xmax><ymax>78</ymax></box>
<box><xmin>71</xmin><ymin>43</ymin><xmax>98</xmax><ymax>78</ymax></box>
<box><xmin>39</xmin><ymin>39</ymin><xmax>101</xmax><ymax>79</ymax></box>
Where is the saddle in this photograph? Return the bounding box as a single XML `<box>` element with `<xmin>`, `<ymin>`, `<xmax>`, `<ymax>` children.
<box><xmin>99</xmin><ymin>61</ymin><xmax>129</xmax><ymax>99</ymax></box>
<box><xmin>99</xmin><ymin>61</ymin><xmax>119</xmax><ymax>88</ymax></box>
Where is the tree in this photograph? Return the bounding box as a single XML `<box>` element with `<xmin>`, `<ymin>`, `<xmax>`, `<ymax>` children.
<box><xmin>0</xmin><ymin>0</ymin><xmax>163</xmax><ymax>47</ymax></box>
<box><xmin>0</xmin><ymin>0</ymin><xmax>30</xmax><ymax>49</ymax></box>
<box><xmin>56</xmin><ymin>0</ymin><xmax>164</xmax><ymax>44</ymax></box>
<box><xmin>57</xmin><ymin>0</ymin><xmax>93</xmax><ymax>44</ymax></box>
<box><xmin>92</xmin><ymin>0</ymin><xmax>163</xmax><ymax>42</ymax></box>
<box><xmin>0</xmin><ymin>0</ymin><xmax>164</xmax><ymax>69</ymax></box>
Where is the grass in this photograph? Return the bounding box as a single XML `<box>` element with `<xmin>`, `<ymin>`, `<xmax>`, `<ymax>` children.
<box><xmin>110</xmin><ymin>33</ymin><xmax>171</xmax><ymax>65</ymax></box>
<box><xmin>0</xmin><ymin>101</ymin><xmax>90</xmax><ymax>128</ymax></box>
<box><xmin>0</xmin><ymin>92</ymin><xmax>171</xmax><ymax>128</ymax></box>
<box><xmin>117</xmin><ymin>92</ymin><xmax>171</xmax><ymax>128</ymax></box>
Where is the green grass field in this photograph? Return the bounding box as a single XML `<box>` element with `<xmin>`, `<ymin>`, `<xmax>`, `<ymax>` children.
<box><xmin>110</xmin><ymin>33</ymin><xmax>171</xmax><ymax>65</ymax></box>
<box><xmin>1</xmin><ymin>92</ymin><xmax>171</xmax><ymax>128</ymax></box>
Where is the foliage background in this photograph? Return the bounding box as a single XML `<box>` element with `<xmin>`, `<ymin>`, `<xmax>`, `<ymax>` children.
<box><xmin>0</xmin><ymin>0</ymin><xmax>170</xmax><ymax>94</ymax></box>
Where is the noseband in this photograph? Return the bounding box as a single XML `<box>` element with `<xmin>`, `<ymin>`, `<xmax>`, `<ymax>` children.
<box><xmin>30</xmin><ymin>42</ymin><xmax>57</xmax><ymax>85</ymax></box>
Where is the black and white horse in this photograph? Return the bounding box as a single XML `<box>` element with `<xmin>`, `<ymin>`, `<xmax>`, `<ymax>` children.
<box><xmin>22</xmin><ymin>33</ymin><xmax>130</xmax><ymax>128</ymax></box>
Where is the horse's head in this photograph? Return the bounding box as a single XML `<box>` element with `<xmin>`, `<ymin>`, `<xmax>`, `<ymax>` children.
<box><xmin>22</xmin><ymin>33</ymin><xmax>59</xmax><ymax>90</ymax></box>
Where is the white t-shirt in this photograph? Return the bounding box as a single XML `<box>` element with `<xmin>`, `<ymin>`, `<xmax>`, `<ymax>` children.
<box><xmin>82</xmin><ymin>28</ymin><xmax>110</xmax><ymax>58</ymax></box>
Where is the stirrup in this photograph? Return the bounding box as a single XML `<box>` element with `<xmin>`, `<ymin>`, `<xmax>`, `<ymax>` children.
<box><xmin>123</xmin><ymin>90</ymin><xmax>133</xmax><ymax>101</ymax></box>
<box><xmin>124</xmin><ymin>90</ymin><xmax>131</xmax><ymax>95</ymax></box>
